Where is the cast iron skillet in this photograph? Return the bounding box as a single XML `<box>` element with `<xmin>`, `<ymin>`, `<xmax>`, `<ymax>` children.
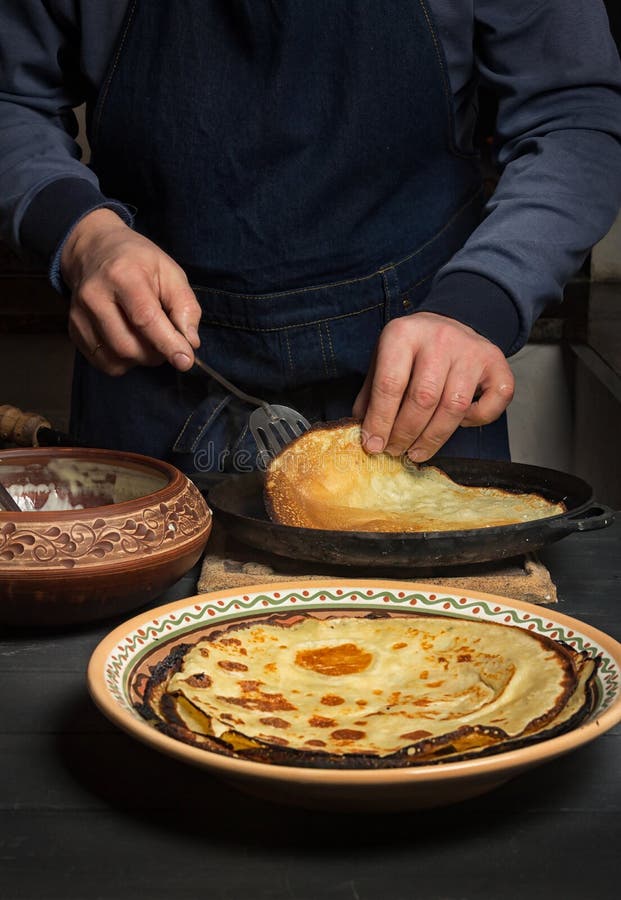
<box><xmin>206</xmin><ymin>458</ymin><xmax>615</xmax><ymax>568</ymax></box>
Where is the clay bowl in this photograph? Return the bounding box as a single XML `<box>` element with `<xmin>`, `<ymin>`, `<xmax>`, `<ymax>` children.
<box><xmin>0</xmin><ymin>447</ymin><xmax>212</xmax><ymax>626</ymax></box>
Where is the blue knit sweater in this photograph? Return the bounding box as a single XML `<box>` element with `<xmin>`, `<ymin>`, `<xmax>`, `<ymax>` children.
<box><xmin>1</xmin><ymin>0</ymin><xmax>620</xmax><ymax>354</ymax></box>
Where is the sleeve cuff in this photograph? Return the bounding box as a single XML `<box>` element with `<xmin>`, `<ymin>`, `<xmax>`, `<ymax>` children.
<box><xmin>19</xmin><ymin>177</ymin><xmax>135</xmax><ymax>294</ymax></box>
<box><xmin>417</xmin><ymin>271</ymin><xmax>521</xmax><ymax>355</ymax></box>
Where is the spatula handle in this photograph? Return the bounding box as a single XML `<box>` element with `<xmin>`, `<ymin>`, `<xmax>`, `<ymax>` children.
<box><xmin>192</xmin><ymin>358</ymin><xmax>268</xmax><ymax>410</ymax></box>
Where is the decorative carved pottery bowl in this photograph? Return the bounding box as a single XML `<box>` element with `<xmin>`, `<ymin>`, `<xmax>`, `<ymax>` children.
<box><xmin>0</xmin><ymin>448</ymin><xmax>212</xmax><ymax>626</ymax></box>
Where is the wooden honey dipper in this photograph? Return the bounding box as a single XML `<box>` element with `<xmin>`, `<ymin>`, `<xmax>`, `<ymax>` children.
<box><xmin>0</xmin><ymin>404</ymin><xmax>76</xmax><ymax>448</ymax></box>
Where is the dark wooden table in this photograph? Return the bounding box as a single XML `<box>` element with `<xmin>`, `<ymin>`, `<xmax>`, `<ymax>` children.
<box><xmin>2</xmin><ymin>520</ymin><xmax>620</xmax><ymax>900</ymax></box>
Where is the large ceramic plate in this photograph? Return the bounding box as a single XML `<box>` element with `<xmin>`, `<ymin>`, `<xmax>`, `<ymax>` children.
<box><xmin>87</xmin><ymin>580</ymin><xmax>621</xmax><ymax>812</ymax></box>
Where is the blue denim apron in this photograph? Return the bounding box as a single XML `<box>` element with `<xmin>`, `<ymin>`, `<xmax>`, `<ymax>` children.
<box><xmin>74</xmin><ymin>0</ymin><xmax>510</xmax><ymax>475</ymax></box>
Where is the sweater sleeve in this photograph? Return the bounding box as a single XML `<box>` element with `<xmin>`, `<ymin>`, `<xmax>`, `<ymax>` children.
<box><xmin>420</xmin><ymin>0</ymin><xmax>621</xmax><ymax>355</ymax></box>
<box><xmin>0</xmin><ymin>0</ymin><xmax>132</xmax><ymax>286</ymax></box>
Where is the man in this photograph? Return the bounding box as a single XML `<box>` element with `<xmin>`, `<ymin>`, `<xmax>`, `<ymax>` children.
<box><xmin>1</xmin><ymin>1</ymin><xmax>620</xmax><ymax>475</ymax></box>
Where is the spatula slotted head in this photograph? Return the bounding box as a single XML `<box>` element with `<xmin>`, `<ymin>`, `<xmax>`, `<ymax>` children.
<box><xmin>249</xmin><ymin>405</ymin><xmax>310</xmax><ymax>466</ymax></box>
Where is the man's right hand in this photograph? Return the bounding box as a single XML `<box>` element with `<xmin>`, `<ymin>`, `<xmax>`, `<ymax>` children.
<box><xmin>60</xmin><ymin>208</ymin><xmax>201</xmax><ymax>375</ymax></box>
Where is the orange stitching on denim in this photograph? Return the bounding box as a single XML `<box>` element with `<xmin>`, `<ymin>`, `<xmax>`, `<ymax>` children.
<box><xmin>230</xmin><ymin>420</ymin><xmax>250</xmax><ymax>457</ymax></box>
<box><xmin>173</xmin><ymin>394</ymin><xmax>229</xmax><ymax>452</ymax></box>
<box><xmin>324</xmin><ymin>322</ymin><xmax>338</xmax><ymax>377</ymax></box>
<box><xmin>192</xmin><ymin>190</ymin><xmax>481</xmax><ymax>303</ymax></box>
<box><xmin>192</xmin><ymin>272</ymin><xmax>381</xmax><ymax>300</ymax></box>
<box><xmin>380</xmin><ymin>268</ymin><xmax>394</xmax><ymax>324</ymax></box>
<box><xmin>198</xmin><ymin>302</ymin><xmax>383</xmax><ymax>333</ymax></box>
<box><xmin>172</xmin><ymin>413</ymin><xmax>196</xmax><ymax>452</ymax></box>
<box><xmin>418</xmin><ymin>0</ymin><xmax>477</xmax><ymax>160</ymax></box>
<box><xmin>189</xmin><ymin>395</ymin><xmax>231</xmax><ymax>452</ymax></box>
<box><xmin>283</xmin><ymin>329</ymin><xmax>294</xmax><ymax>374</ymax></box>
<box><xmin>173</xmin><ymin>412</ymin><xmax>196</xmax><ymax>450</ymax></box>
<box><xmin>379</xmin><ymin>189</ymin><xmax>482</xmax><ymax>271</ymax></box>
<box><xmin>317</xmin><ymin>325</ymin><xmax>330</xmax><ymax>377</ymax></box>
<box><xmin>410</xmin><ymin>269</ymin><xmax>435</xmax><ymax>290</ymax></box>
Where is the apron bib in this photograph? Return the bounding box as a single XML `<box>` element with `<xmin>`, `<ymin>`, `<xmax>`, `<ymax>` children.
<box><xmin>73</xmin><ymin>0</ymin><xmax>509</xmax><ymax>474</ymax></box>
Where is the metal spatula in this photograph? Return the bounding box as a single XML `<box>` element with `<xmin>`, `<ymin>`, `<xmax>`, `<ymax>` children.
<box><xmin>193</xmin><ymin>358</ymin><xmax>310</xmax><ymax>466</ymax></box>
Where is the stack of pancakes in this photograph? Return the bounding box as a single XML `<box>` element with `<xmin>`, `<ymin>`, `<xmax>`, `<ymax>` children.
<box><xmin>137</xmin><ymin>610</ymin><xmax>597</xmax><ymax>768</ymax></box>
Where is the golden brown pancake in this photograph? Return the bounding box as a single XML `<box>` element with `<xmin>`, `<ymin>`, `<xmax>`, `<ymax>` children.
<box><xmin>136</xmin><ymin>611</ymin><xmax>597</xmax><ymax>768</ymax></box>
<box><xmin>264</xmin><ymin>422</ymin><xmax>566</xmax><ymax>532</ymax></box>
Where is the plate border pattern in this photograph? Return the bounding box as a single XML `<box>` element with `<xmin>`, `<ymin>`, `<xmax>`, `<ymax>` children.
<box><xmin>102</xmin><ymin>587</ymin><xmax>620</xmax><ymax>715</ymax></box>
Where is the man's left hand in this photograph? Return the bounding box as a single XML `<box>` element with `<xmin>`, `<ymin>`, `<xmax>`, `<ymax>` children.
<box><xmin>352</xmin><ymin>311</ymin><xmax>515</xmax><ymax>461</ymax></box>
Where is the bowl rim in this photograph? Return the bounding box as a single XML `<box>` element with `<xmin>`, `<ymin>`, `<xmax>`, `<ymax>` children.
<box><xmin>0</xmin><ymin>446</ymin><xmax>188</xmax><ymax>518</ymax></box>
<box><xmin>87</xmin><ymin>578</ymin><xmax>621</xmax><ymax>786</ymax></box>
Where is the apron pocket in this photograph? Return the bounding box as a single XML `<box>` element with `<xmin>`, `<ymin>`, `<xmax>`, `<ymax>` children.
<box><xmin>171</xmin><ymin>387</ymin><xmax>257</xmax><ymax>476</ymax></box>
<box><xmin>282</xmin><ymin>302</ymin><xmax>384</xmax><ymax>388</ymax></box>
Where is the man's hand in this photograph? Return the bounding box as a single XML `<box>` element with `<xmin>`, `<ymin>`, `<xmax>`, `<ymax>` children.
<box><xmin>61</xmin><ymin>209</ymin><xmax>201</xmax><ymax>375</ymax></box>
<box><xmin>352</xmin><ymin>311</ymin><xmax>515</xmax><ymax>461</ymax></box>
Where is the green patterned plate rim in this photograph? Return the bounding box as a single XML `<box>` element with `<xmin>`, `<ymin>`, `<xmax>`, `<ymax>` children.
<box><xmin>101</xmin><ymin>584</ymin><xmax>620</xmax><ymax>719</ymax></box>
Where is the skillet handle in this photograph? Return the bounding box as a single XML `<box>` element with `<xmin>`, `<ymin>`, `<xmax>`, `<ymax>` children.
<box><xmin>555</xmin><ymin>504</ymin><xmax>616</xmax><ymax>534</ymax></box>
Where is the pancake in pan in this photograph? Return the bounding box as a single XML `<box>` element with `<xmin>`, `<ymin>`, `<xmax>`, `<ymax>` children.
<box><xmin>263</xmin><ymin>421</ymin><xmax>566</xmax><ymax>532</ymax></box>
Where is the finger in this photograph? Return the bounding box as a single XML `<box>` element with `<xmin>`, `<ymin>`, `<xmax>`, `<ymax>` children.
<box><xmin>68</xmin><ymin>311</ymin><xmax>127</xmax><ymax>375</ymax></box>
<box><xmin>405</xmin><ymin>368</ymin><xmax>480</xmax><ymax>461</ymax></box>
<box><xmin>461</xmin><ymin>374</ymin><xmax>515</xmax><ymax>427</ymax></box>
<box><xmin>74</xmin><ymin>285</ymin><xmax>165</xmax><ymax>367</ymax></box>
<box><xmin>111</xmin><ymin>269</ymin><xmax>196</xmax><ymax>370</ymax></box>
<box><xmin>69</xmin><ymin>305</ymin><xmax>157</xmax><ymax>376</ymax></box>
<box><xmin>68</xmin><ymin>304</ymin><xmax>102</xmax><ymax>361</ymax></box>
<box><xmin>384</xmin><ymin>351</ymin><xmax>452</xmax><ymax>456</ymax></box>
<box><xmin>159</xmin><ymin>273</ymin><xmax>202</xmax><ymax>350</ymax></box>
<box><xmin>359</xmin><ymin>325</ymin><xmax>414</xmax><ymax>454</ymax></box>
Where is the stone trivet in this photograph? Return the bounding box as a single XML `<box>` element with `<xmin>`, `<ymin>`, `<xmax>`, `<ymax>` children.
<box><xmin>198</xmin><ymin>522</ymin><xmax>557</xmax><ymax>605</ymax></box>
